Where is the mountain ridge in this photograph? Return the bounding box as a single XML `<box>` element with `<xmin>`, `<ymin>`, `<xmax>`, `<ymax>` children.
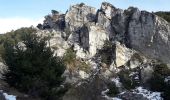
<box><xmin>38</xmin><ymin>2</ymin><xmax>170</xmax><ymax>64</ymax></box>
<box><xmin>0</xmin><ymin>2</ymin><xmax>170</xmax><ymax>100</ymax></box>
<box><xmin>36</xmin><ymin>2</ymin><xmax>170</xmax><ymax>100</ymax></box>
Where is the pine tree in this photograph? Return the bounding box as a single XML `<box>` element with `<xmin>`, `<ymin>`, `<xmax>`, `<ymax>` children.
<box><xmin>3</xmin><ymin>33</ymin><xmax>66</xmax><ymax>99</ymax></box>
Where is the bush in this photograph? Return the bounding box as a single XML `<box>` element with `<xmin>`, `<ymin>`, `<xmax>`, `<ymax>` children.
<box><xmin>154</xmin><ymin>63</ymin><xmax>170</xmax><ymax>76</ymax></box>
<box><xmin>106</xmin><ymin>82</ymin><xmax>119</xmax><ymax>97</ymax></box>
<box><xmin>63</xmin><ymin>48</ymin><xmax>90</xmax><ymax>73</ymax></box>
<box><xmin>148</xmin><ymin>63</ymin><xmax>170</xmax><ymax>100</ymax></box>
<box><xmin>0</xmin><ymin>27</ymin><xmax>36</xmax><ymax>56</ymax></box>
<box><xmin>3</xmin><ymin>33</ymin><xmax>66</xmax><ymax>99</ymax></box>
<box><xmin>118</xmin><ymin>69</ymin><xmax>136</xmax><ymax>90</ymax></box>
<box><xmin>51</xmin><ymin>10</ymin><xmax>59</xmax><ymax>15</ymax></box>
<box><xmin>63</xmin><ymin>48</ymin><xmax>76</xmax><ymax>62</ymax></box>
<box><xmin>155</xmin><ymin>11</ymin><xmax>170</xmax><ymax>23</ymax></box>
<box><xmin>37</xmin><ymin>23</ymin><xmax>43</xmax><ymax>29</ymax></box>
<box><xmin>100</xmin><ymin>40</ymin><xmax>115</xmax><ymax>65</ymax></box>
<box><xmin>148</xmin><ymin>72</ymin><xmax>165</xmax><ymax>91</ymax></box>
<box><xmin>163</xmin><ymin>83</ymin><xmax>170</xmax><ymax>100</ymax></box>
<box><xmin>79</xmin><ymin>3</ymin><xmax>85</xmax><ymax>7</ymax></box>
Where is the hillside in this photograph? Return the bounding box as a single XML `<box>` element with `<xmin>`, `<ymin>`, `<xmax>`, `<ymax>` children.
<box><xmin>0</xmin><ymin>2</ymin><xmax>170</xmax><ymax>100</ymax></box>
<box><xmin>155</xmin><ymin>11</ymin><xmax>170</xmax><ymax>23</ymax></box>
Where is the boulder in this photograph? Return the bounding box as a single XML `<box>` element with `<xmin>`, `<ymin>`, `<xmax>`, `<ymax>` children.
<box><xmin>0</xmin><ymin>62</ymin><xmax>7</xmax><ymax>79</ymax></box>
<box><xmin>115</xmin><ymin>42</ymin><xmax>134</xmax><ymax>67</ymax></box>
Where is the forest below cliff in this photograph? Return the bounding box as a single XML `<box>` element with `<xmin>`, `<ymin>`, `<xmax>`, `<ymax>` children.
<box><xmin>155</xmin><ymin>11</ymin><xmax>170</xmax><ymax>23</ymax></box>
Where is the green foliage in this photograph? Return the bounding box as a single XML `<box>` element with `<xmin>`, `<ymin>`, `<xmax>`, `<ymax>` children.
<box><xmin>63</xmin><ymin>48</ymin><xmax>90</xmax><ymax>73</ymax></box>
<box><xmin>163</xmin><ymin>83</ymin><xmax>170</xmax><ymax>100</ymax></box>
<box><xmin>0</xmin><ymin>27</ymin><xmax>36</xmax><ymax>44</ymax></box>
<box><xmin>79</xmin><ymin>3</ymin><xmax>85</xmax><ymax>7</ymax></box>
<box><xmin>131</xmin><ymin>53</ymin><xmax>143</xmax><ymax>62</ymax></box>
<box><xmin>3</xmin><ymin>33</ymin><xmax>66</xmax><ymax>100</ymax></box>
<box><xmin>51</xmin><ymin>10</ymin><xmax>59</xmax><ymax>15</ymax></box>
<box><xmin>148</xmin><ymin>63</ymin><xmax>170</xmax><ymax>100</ymax></box>
<box><xmin>0</xmin><ymin>44</ymin><xmax>5</xmax><ymax>62</ymax></box>
<box><xmin>0</xmin><ymin>27</ymin><xmax>36</xmax><ymax>56</ymax></box>
<box><xmin>63</xmin><ymin>48</ymin><xmax>76</xmax><ymax>65</ymax></box>
<box><xmin>100</xmin><ymin>40</ymin><xmax>115</xmax><ymax>65</ymax></box>
<box><xmin>106</xmin><ymin>82</ymin><xmax>119</xmax><ymax>97</ymax></box>
<box><xmin>155</xmin><ymin>11</ymin><xmax>170</xmax><ymax>23</ymax></box>
<box><xmin>118</xmin><ymin>69</ymin><xmax>136</xmax><ymax>90</ymax></box>
<box><xmin>154</xmin><ymin>63</ymin><xmax>170</xmax><ymax>76</ymax></box>
<box><xmin>149</xmin><ymin>72</ymin><xmax>165</xmax><ymax>91</ymax></box>
<box><xmin>78</xmin><ymin>61</ymin><xmax>91</xmax><ymax>73</ymax></box>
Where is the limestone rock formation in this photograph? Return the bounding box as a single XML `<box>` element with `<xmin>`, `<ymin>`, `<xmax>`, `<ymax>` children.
<box><xmin>128</xmin><ymin>11</ymin><xmax>170</xmax><ymax>64</ymax></box>
<box><xmin>65</xmin><ymin>3</ymin><xmax>96</xmax><ymax>32</ymax></box>
<box><xmin>41</xmin><ymin>2</ymin><xmax>170</xmax><ymax>65</ymax></box>
<box><xmin>35</xmin><ymin>2</ymin><xmax>170</xmax><ymax>100</ymax></box>
<box><xmin>1</xmin><ymin>1</ymin><xmax>170</xmax><ymax>100</ymax></box>
<box><xmin>115</xmin><ymin>42</ymin><xmax>134</xmax><ymax>67</ymax></box>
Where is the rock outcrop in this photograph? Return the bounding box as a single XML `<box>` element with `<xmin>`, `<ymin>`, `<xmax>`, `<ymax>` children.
<box><xmin>35</xmin><ymin>2</ymin><xmax>170</xmax><ymax>100</ymax></box>
<box><xmin>115</xmin><ymin>42</ymin><xmax>134</xmax><ymax>67</ymax></box>
<box><xmin>65</xmin><ymin>3</ymin><xmax>96</xmax><ymax>32</ymax></box>
<box><xmin>128</xmin><ymin>11</ymin><xmax>170</xmax><ymax>64</ymax></box>
<box><xmin>1</xmin><ymin>1</ymin><xmax>169</xmax><ymax>100</ymax></box>
<box><xmin>0</xmin><ymin>62</ymin><xmax>7</xmax><ymax>79</ymax></box>
<box><xmin>40</xmin><ymin>2</ymin><xmax>170</xmax><ymax>65</ymax></box>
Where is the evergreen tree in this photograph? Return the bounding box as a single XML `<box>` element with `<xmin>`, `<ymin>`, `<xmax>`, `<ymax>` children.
<box><xmin>3</xmin><ymin>33</ymin><xmax>66</xmax><ymax>99</ymax></box>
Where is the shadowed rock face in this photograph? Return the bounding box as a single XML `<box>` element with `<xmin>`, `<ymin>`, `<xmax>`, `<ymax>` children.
<box><xmin>128</xmin><ymin>12</ymin><xmax>170</xmax><ymax>64</ymax></box>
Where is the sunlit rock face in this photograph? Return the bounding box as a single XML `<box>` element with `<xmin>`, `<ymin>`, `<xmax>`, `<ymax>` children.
<box><xmin>0</xmin><ymin>62</ymin><xmax>7</xmax><ymax>79</ymax></box>
<box><xmin>65</xmin><ymin>3</ymin><xmax>96</xmax><ymax>32</ymax></box>
<box><xmin>115</xmin><ymin>42</ymin><xmax>134</xmax><ymax>67</ymax></box>
<box><xmin>65</xmin><ymin>3</ymin><xmax>109</xmax><ymax>58</ymax></box>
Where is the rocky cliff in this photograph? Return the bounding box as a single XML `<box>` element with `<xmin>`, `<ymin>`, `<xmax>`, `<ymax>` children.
<box><xmin>40</xmin><ymin>2</ymin><xmax>170</xmax><ymax>64</ymax></box>
<box><xmin>32</xmin><ymin>2</ymin><xmax>170</xmax><ymax>100</ymax></box>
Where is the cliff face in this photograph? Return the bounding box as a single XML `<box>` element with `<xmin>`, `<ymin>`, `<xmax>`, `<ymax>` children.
<box><xmin>41</xmin><ymin>2</ymin><xmax>170</xmax><ymax>64</ymax></box>
<box><xmin>37</xmin><ymin>2</ymin><xmax>170</xmax><ymax>100</ymax></box>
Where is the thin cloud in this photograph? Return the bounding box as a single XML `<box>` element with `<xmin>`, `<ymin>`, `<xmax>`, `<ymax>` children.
<box><xmin>0</xmin><ymin>17</ymin><xmax>44</xmax><ymax>34</ymax></box>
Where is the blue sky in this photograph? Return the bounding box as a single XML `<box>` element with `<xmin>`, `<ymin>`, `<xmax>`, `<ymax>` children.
<box><xmin>0</xmin><ymin>0</ymin><xmax>170</xmax><ymax>33</ymax></box>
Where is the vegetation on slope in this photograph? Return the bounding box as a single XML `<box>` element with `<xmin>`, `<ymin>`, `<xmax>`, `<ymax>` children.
<box><xmin>63</xmin><ymin>48</ymin><xmax>91</xmax><ymax>73</ymax></box>
<box><xmin>147</xmin><ymin>63</ymin><xmax>170</xmax><ymax>100</ymax></box>
<box><xmin>155</xmin><ymin>11</ymin><xmax>170</xmax><ymax>23</ymax></box>
<box><xmin>2</xmin><ymin>31</ymin><xmax>66</xmax><ymax>100</ymax></box>
<box><xmin>0</xmin><ymin>27</ymin><xmax>37</xmax><ymax>57</ymax></box>
<box><xmin>0</xmin><ymin>9</ymin><xmax>169</xmax><ymax>100</ymax></box>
